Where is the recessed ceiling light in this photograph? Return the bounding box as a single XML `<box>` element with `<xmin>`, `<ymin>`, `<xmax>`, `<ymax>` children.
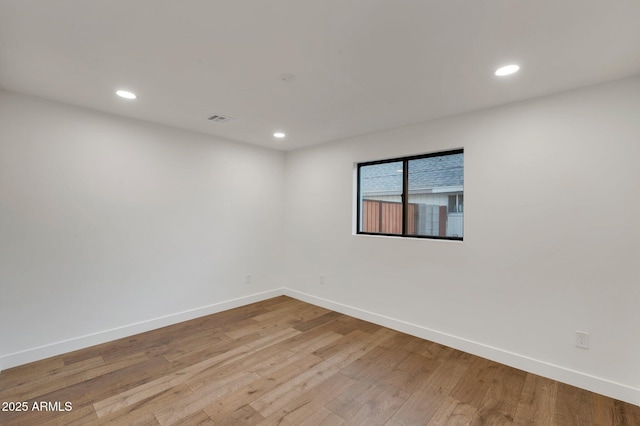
<box><xmin>494</xmin><ymin>64</ymin><xmax>520</xmax><ymax>77</ymax></box>
<box><xmin>116</xmin><ymin>90</ymin><xmax>137</xmax><ymax>99</ymax></box>
<box><xmin>273</xmin><ymin>132</ymin><xmax>286</xmax><ymax>138</ymax></box>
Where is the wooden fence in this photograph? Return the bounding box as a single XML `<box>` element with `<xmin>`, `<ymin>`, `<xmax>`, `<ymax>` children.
<box><xmin>362</xmin><ymin>199</ymin><xmax>417</xmax><ymax>235</ymax></box>
<box><xmin>362</xmin><ymin>200</ymin><xmax>449</xmax><ymax>236</ymax></box>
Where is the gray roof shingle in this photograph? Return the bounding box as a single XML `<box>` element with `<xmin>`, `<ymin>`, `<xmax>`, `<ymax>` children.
<box><xmin>360</xmin><ymin>153</ymin><xmax>463</xmax><ymax>195</ymax></box>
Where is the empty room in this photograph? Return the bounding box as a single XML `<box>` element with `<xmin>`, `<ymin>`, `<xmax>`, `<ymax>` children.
<box><xmin>1</xmin><ymin>1</ymin><xmax>639</xmax><ymax>425</ymax></box>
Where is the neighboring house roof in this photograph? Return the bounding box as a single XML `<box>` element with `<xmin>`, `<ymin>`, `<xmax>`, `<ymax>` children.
<box><xmin>361</xmin><ymin>153</ymin><xmax>463</xmax><ymax>195</ymax></box>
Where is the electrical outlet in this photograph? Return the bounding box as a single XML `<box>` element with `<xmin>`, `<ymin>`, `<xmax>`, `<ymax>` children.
<box><xmin>576</xmin><ymin>331</ymin><xmax>589</xmax><ymax>349</ymax></box>
<box><xmin>319</xmin><ymin>275</ymin><xmax>325</xmax><ymax>285</ymax></box>
<box><xmin>245</xmin><ymin>274</ymin><xmax>251</xmax><ymax>285</ymax></box>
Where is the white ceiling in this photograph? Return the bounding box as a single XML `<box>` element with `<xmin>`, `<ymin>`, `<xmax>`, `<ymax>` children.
<box><xmin>1</xmin><ymin>1</ymin><xmax>639</xmax><ymax>151</ymax></box>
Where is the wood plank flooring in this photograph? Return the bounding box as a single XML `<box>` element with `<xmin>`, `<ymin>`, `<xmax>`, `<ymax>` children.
<box><xmin>1</xmin><ymin>296</ymin><xmax>638</xmax><ymax>425</ymax></box>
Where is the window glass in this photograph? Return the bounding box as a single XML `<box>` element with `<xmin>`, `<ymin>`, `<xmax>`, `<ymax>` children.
<box><xmin>407</xmin><ymin>153</ymin><xmax>463</xmax><ymax>238</ymax></box>
<box><xmin>357</xmin><ymin>150</ymin><xmax>463</xmax><ymax>240</ymax></box>
<box><xmin>358</xmin><ymin>161</ymin><xmax>403</xmax><ymax>235</ymax></box>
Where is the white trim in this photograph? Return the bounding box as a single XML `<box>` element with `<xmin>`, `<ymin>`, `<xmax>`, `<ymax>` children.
<box><xmin>283</xmin><ymin>288</ymin><xmax>640</xmax><ymax>407</ymax></box>
<box><xmin>431</xmin><ymin>185</ymin><xmax>463</xmax><ymax>193</ymax></box>
<box><xmin>364</xmin><ymin>186</ymin><xmax>463</xmax><ymax>197</ymax></box>
<box><xmin>0</xmin><ymin>289</ymin><xmax>284</xmax><ymax>372</ymax></box>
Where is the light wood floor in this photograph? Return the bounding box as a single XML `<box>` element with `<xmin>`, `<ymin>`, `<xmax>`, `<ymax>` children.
<box><xmin>1</xmin><ymin>296</ymin><xmax>638</xmax><ymax>425</ymax></box>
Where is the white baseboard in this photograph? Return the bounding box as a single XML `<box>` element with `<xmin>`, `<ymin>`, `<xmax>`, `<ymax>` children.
<box><xmin>0</xmin><ymin>288</ymin><xmax>284</xmax><ymax>372</ymax></box>
<box><xmin>2</xmin><ymin>287</ymin><xmax>637</xmax><ymax>407</ymax></box>
<box><xmin>283</xmin><ymin>288</ymin><xmax>640</xmax><ymax>407</ymax></box>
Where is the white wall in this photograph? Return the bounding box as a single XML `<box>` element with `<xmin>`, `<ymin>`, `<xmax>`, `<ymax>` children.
<box><xmin>2</xmin><ymin>77</ymin><xmax>639</xmax><ymax>405</ymax></box>
<box><xmin>0</xmin><ymin>91</ymin><xmax>285</xmax><ymax>369</ymax></box>
<box><xmin>284</xmin><ymin>76</ymin><xmax>640</xmax><ymax>405</ymax></box>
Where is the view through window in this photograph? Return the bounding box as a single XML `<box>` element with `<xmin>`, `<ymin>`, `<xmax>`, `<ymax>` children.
<box><xmin>357</xmin><ymin>149</ymin><xmax>463</xmax><ymax>240</ymax></box>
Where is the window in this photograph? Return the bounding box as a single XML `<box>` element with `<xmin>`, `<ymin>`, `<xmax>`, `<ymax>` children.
<box><xmin>448</xmin><ymin>194</ymin><xmax>463</xmax><ymax>213</ymax></box>
<box><xmin>357</xmin><ymin>149</ymin><xmax>463</xmax><ymax>240</ymax></box>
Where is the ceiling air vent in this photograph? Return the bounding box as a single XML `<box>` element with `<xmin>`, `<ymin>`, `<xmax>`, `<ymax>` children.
<box><xmin>207</xmin><ymin>114</ymin><xmax>235</xmax><ymax>123</ymax></box>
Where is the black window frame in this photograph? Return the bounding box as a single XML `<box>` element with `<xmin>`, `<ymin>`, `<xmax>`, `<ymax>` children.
<box><xmin>356</xmin><ymin>148</ymin><xmax>464</xmax><ymax>241</ymax></box>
